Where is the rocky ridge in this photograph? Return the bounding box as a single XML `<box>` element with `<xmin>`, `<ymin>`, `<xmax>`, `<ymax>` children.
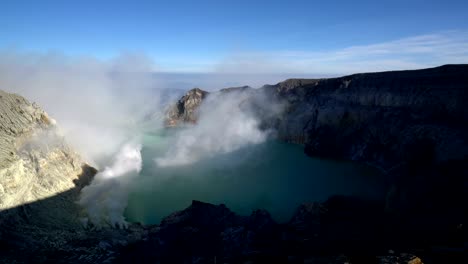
<box><xmin>0</xmin><ymin>90</ymin><xmax>86</xmax><ymax>215</ymax></box>
<box><xmin>165</xmin><ymin>88</ymin><xmax>208</xmax><ymax>127</ymax></box>
<box><xmin>162</xmin><ymin>64</ymin><xmax>467</xmax><ymax>262</ymax></box>
<box><xmin>117</xmin><ymin>199</ymin><xmax>427</xmax><ymax>264</ymax></box>
<box><xmin>166</xmin><ymin>65</ymin><xmax>467</xmax><ymax>171</ymax></box>
<box><xmin>0</xmin><ymin>90</ymin><xmax>146</xmax><ymax>263</ymax></box>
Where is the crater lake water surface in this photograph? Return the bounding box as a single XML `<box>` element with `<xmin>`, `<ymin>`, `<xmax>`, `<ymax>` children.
<box><xmin>125</xmin><ymin>130</ymin><xmax>385</xmax><ymax>224</ymax></box>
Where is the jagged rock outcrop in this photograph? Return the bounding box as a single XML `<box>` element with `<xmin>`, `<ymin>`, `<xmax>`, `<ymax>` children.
<box><xmin>116</xmin><ymin>200</ymin><xmax>282</xmax><ymax>263</ymax></box>
<box><xmin>164</xmin><ymin>86</ymin><xmax>257</xmax><ymax>127</ymax></box>
<box><xmin>255</xmin><ymin>65</ymin><xmax>467</xmax><ymax>230</ymax></box>
<box><xmin>165</xmin><ymin>88</ymin><xmax>209</xmax><ymax>127</ymax></box>
<box><xmin>165</xmin><ymin>65</ymin><xmax>468</xmax><ymax>171</ymax></box>
<box><xmin>161</xmin><ymin>65</ymin><xmax>467</xmax><ymax>263</ymax></box>
<box><xmin>0</xmin><ymin>90</ymin><xmax>148</xmax><ymax>263</ymax></box>
<box><xmin>165</xmin><ymin>64</ymin><xmax>467</xmax><ymax>208</ymax></box>
<box><xmin>262</xmin><ymin>65</ymin><xmax>468</xmax><ymax>171</ymax></box>
<box><xmin>0</xmin><ymin>90</ymin><xmax>90</xmax><ymax>218</ymax></box>
<box><xmin>116</xmin><ymin>199</ymin><xmax>428</xmax><ymax>264</ymax></box>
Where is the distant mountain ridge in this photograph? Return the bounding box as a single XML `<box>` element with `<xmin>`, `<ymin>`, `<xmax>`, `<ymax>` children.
<box><xmin>166</xmin><ymin>64</ymin><xmax>468</xmax><ymax>169</ymax></box>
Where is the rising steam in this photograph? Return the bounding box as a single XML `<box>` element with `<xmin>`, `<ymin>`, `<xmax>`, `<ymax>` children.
<box><xmin>0</xmin><ymin>49</ymin><xmax>163</xmax><ymax>166</ymax></box>
<box><xmin>0</xmin><ymin>49</ymin><xmax>283</xmax><ymax>228</ymax></box>
<box><xmin>155</xmin><ymin>90</ymin><xmax>270</xmax><ymax>166</ymax></box>
<box><xmin>78</xmin><ymin>142</ymin><xmax>142</xmax><ymax>229</ymax></box>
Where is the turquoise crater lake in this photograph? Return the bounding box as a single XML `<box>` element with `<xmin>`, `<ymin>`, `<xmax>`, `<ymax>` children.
<box><xmin>125</xmin><ymin>130</ymin><xmax>385</xmax><ymax>224</ymax></box>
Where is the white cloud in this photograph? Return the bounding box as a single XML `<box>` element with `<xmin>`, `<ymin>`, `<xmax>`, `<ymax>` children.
<box><xmin>212</xmin><ymin>30</ymin><xmax>468</xmax><ymax>75</ymax></box>
<box><xmin>0</xmin><ymin>50</ymin><xmax>165</xmax><ymax>166</ymax></box>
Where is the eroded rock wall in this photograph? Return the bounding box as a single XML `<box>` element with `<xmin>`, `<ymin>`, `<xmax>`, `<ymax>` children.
<box><xmin>0</xmin><ymin>90</ymin><xmax>92</xmax><ymax>227</ymax></box>
<box><xmin>165</xmin><ymin>65</ymin><xmax>468</xmax><ymax>171</ymax></box>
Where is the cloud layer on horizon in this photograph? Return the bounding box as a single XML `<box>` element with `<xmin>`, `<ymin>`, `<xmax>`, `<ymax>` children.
<box><xmin>2</xmin><ymin>30</ymin><xmax>467</xmax><ymax>84</ymax></box>
<box><xmin>213</xmin><ymin>30</ymin><xmax>468</xmax><ymax>75</ymax></box>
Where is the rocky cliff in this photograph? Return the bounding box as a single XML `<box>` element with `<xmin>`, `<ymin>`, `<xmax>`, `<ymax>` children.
<box><xmin>165</xmin><ymin>88</ymin><xmax>208</xmax><ymax>126</ymax></box>
<box><xmin>253</xmin><ymin>65</ymin><xmax>467</xmax><ymax>224</ymax></box>
<box><xmin>163</xmin><ymin>65</ymin><xmax>467</xmax><ymax>262</ymax></box>
<box><xmin>165</xmin><ymin>65</ymin><xmax>467</xmax><ymax>193</ymax></box>
<box><xmin>166</xmin><ymin>65</ymin><xmax>467</xmax><ymax>171</ymax></box>
<box><xmin>0</xmin><ymin>90</ymin><xmax>88</xmax><ymax>220</ymax></box>
<box><xmin>264</xmin><ymin>65</ymin><xmax>467</xmax><ymax>170</ymax></box>
<box><xmin>116</xmin><ymin>199</ymin><xmax>427</xmax><ymax>264</ymax></box>
<box><xmin>0</xmin><ymin>90</ymin><xmax>148</xmax><ymax>263</ymax></box>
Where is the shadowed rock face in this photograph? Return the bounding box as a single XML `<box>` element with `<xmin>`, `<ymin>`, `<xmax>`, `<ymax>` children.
<box><xmin>1</xmin><ymin>192</ymin><xmax>430</xmax><ymax>263</ymax></box>
<box><xmin>116</xmin><ymin>199</ymin><xmax>430</xmax><ymax>264</ymax></box>
<box><xmin>0</xmin><ymin>173</ymin><xmax>147</xmax><ymax>264</ymax></box>
<box><xmin>158</xmin><ymin>65</ymin><xmax>467</xmax><ymax>263</ymax></box>
<box><xmin>165</xmin><ymin>64</ymin><xmax>468</xmax><ymax>211</ymax></box>
<box><xmin>166</xmin><ymin>65</ymin><xmax>467</xmax><ymax>170</ymax></box>
<box><xmin>257</xmin><ymin>65</ymin><xmax>468</xmax><ymax>228</ymax></box>
<box><xmin>270</xmin><ymin>65</ymin><xmax>468</xmax><ymax>169</ymax></box>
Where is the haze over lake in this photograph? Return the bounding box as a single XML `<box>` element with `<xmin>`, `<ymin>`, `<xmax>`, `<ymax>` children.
<box><xmin>125</xmin><ymin>130</ymin><xmax>385</xmax><ymax>224</ymax></box>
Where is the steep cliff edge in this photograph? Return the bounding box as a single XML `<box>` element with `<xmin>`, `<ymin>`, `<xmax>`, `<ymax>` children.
<box><xmin>0</xmin><ymin>90</ymin><xmax>147</xmax><ymax>263</ymax></box>
<box><xmin>164</xmin><ymin>65</ymin><xmax>467</xmax><ymax>252</ymax></box>
<box><xmin>165</xmin><ymin>88</ymin><xmax>208</xmax><ymax>126</ymax></box>
<box><xmin>258</xmin><ymin>65</ymin><xmax>467</xmax><ymax>224</ymax></box>
<box><xmin>0</xmin><ymin>90</ymin><xmax>90</xmax><ymax>218</ymax></box>
<box><xmin>269</xmin><ymin>65</ymin><xmax>467</xmax><ymax>168</ymax></box>
<box><xmin>166</xmin><ymin>64</ymin><xmax>467</xmax><ymax>172</ymax></box>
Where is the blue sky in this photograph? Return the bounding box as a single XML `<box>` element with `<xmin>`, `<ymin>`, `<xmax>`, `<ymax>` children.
<box><xmin>1</xmin><ymin>0</ymin><xmax>468</xmax><ymax>74</ymax></box>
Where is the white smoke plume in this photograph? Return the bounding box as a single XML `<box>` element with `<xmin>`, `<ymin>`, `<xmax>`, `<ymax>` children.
<box><xmin>78</xmin><ymin>142</ymin><xmax>142</xmax><ymax>229</ymax></box>
<box><xmin>0</xmin><ymin>49</ymin><xmax>162</xmax><ymax>228</ymax></box>
<box><xmin>0</xmin><ymin>49</ymin><xmax>164</xmax><ymax>166</ymax></box>
<box><xmin>0</xmin><ymin>48</ymin><xmax>283</xmax><ymax>226</ymax></box>
<box><xmin>155</xmin><ymin>90</ymin><xmax>270</xmax><ymax>166</ymax></box>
